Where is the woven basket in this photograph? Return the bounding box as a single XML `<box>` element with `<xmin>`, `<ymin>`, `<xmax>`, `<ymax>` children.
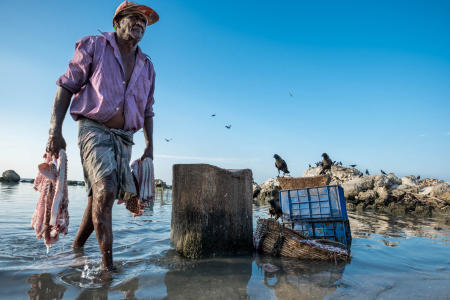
<box><xmin>278</xmin><ymin>175</ymin><xmax>330</xmax><ymax>190</ymax></box>
<box><xmin>254</xmin><ymin>218</ymin><xmax>350</xmax><ymax>262</ymax></box>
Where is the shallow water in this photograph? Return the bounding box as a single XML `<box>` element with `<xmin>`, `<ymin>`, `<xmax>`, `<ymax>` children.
<box><xmin>0</xmin><ymin>182</ymin><xmax>449</xmax><ymax>299</ymax></box>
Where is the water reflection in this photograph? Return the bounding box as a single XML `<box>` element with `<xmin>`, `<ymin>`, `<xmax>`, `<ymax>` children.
<box><xmin>255</xmin><ymin>256</ymin><xmax>347</xmax><ymax>299</ymax></box>
<box><xmin>111</xmin><ymin>277</ymin><xmax>140</xmax><ymax>299</ymax></box>
<box><xmin>0</xmin><ymin>181</ymin><xmax>20</xmax><ymax>196</ymax></box>
<box><xmin>349</xmin><ymin>211</ymin><xmax>450</xmax><ymax>241</ymax></box>
<box><xmin>75</xmin><ymin>287</ymin><xmax>108</xmax><ymax>300</ymax></box>
<box><xmin>27</xmin><ymin>273</ymin><xmax>66</xmax><ymax>300</ymax></box>
<box><xmin>163</xmin><ymin>255</ymin><xmax>252</xmax><ymax>299</ymax></box>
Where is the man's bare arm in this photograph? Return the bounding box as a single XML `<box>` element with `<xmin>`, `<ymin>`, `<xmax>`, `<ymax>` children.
<box><xmin>46</xmin><ymin>86</ymin><xmax>73</xmax><ymax>156</ymax></box>
<box><xmin>141</xmin><ymin>116</ymin><xmax>153</xmax><ymax>160</ymax></box>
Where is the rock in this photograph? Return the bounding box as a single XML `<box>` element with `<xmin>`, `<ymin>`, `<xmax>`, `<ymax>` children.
<box><xmin>401</xmin><ymin>175</ymin><xmax>419</xmax><ymax>187</ymax></box>
<box><xmin>2</xmin><ymin>170</ymin><xmax>20</xmax><ymax>182</ymax></box>
<box><xmin>255</xmin><ymin>177</ymin><xmax>281</xmax><ymax>203</ymax></box>
<box><xmin>420</xmin><ymin>183</ymin><xmax>450</xmax><ymax>203</ymax></box>
<box><xmin>375</xmin><ymin>187</ymin><xmax>389</xmax><ymax>204</ymax></box>
<box><xmin>304</xmin><ymin>166</ymin><xmax>362</xmax><ymax>185</ymax></box>
<box><xmin>341</xmin><ymin>176</ymin><xmax>375</xmax><ymax>199</ymax></box>
<box><xmin>357</xmin><ymin>190</ymin><xmax>377</xmax><ymax>203</ymax></box>
<box><xmin>419</xmin><ymin>178</ymin><xmax>444</xmax><ymax>188</ymax></box>
<box><xmin>20</xmin><ymin>178</ymin><xmax>35</xmax><ymax>183</ymax></box>
<box><xmin>170</xmin><ymin>164</ymin><xmax>253</xmax><ymax>258</ymax></box>
<box><xmin>155</xmin><ymin>179</ymin><xmax>168</xmax><ymax>188</ymax></box>
<box><xmin>374</xmin><ymin>174</ymin><xmax>401</xmax><ymax>189</ymax></box>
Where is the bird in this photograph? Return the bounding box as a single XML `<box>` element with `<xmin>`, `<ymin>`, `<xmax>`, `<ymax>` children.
<box><xmin>338</xmin><ymin>161</ymin><xmax>343</xmax><ymax>166</ymax></box>
<box><xmin>308</xmin><ymin>164</ymin><xmax>312</xmax><ymax>168</ymax></box>
<box><xmin>225</xmin><ymin>125</ymin><xmax>231</xmax><ymax>129</ymax></box>
<box><xmin>350</xmin><ymin>164</ymin><xmax>357</xmax><ymax>168</ymax></box>
<box><xmin>273</xmin><ymin>154</ymin><xmax>290</xmax><ymax>177</ymax></box>
<box><xmin>333</xmin><ymin>160</ymin><xmax>336</xmax><ymax>165</ymax></box>
<box><xmin>164</xmin><ymin>138</ymin><xmax>172</xmax><ymax>142</ymax></box>
<box><xmin>365</xmin><ymin>169</ymin><xmax>370</xmax><ymax>175</ymax></box>
<box><xmin>211</xmin><ymin>114</ymin><xmax>216</xmax><ymax>117</ymax></box>
<box><xmin>268</xmin><ymin>199</ymin><xmax>283</xmax><ymax>220</ymax></box>
<box><xmin>315</xmin><ymin>162</ymin><xmax>321</xmax><ymax>167</ymax></box>
<box><xmin>381</xmin><ymin>170</ymin><xmax>387</xmax><ymax>175</ymax></box>
<box><xmin>417</xmin><ymin>175</ymin><xmax>421</xmax><ymax>180</ymax></box>
<box><xmin>319</xmin><ymin>153</ymin><xmax>332</xmax><ymax>175</ymax></box>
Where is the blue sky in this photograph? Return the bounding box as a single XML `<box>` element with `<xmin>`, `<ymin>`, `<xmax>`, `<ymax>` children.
<box><xmin>0</xmin><ymin>0</ymin><xmax>449</xmax><ymax>184</ymax></box>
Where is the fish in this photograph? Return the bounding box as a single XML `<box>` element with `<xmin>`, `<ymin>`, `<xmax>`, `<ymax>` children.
<box><xmin>123</xmin><ymin>157</ymin><xmax>155</xmax><ymax>217</ymax></box>
<box><xmin>31</xmin><ymin>150</ymin><xmax>69</xmax><ymax>250</ymax></box>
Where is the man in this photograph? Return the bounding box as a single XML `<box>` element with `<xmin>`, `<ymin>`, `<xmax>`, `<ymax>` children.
<box><xmin>46</xmin><ymin>1</ymin><xmax>159</xmax><ymax>271</ymax></box>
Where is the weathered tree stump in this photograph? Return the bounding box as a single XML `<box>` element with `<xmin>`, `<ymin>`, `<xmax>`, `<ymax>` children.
<box><xmin>170</xmin><ymin>164</ymin><xmax>253</xmax><ymax>258</ymax></box>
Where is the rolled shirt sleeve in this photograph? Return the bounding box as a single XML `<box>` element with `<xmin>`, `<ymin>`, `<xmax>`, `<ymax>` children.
<box><xmin>56</xmin><ymin>36</ymin><xmax>95</xmax><ymax>94</ymax></box>
<box><xmin>144</xmin><ymin>72</ymin><xmax>156</xmax><ymax>118</ymax></box>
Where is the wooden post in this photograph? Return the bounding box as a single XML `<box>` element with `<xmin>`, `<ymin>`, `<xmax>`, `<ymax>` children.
<box><xmin>170</xmin><ymin>164</ymin><xmax>253</xmax><ymax>258</ymax></box>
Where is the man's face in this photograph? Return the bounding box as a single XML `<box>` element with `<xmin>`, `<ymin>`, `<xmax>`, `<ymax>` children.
<box><xmin>116</xmin><ymin>13</ymin><xmax>147</xmax><ymax>42</ymax></box>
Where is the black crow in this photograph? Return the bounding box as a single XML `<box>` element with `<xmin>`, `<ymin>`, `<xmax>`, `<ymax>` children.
<box><xmin>319</xmin><ymin>153</ymin><xmax>332</xmax><ymax>175</ymax></box>
<box><xmin>225</xmin><ymin>125</ymin><xmax>231</xmax><ymax>129</ymax></box>
<box><xmin>273</xmin><ymin>154</ymin><xmax>290</xmax><ymax>176</ymax></box>
<box><xmin>269</xmin><ymin>199</ymin><xmax>282</xmax><ymax>220</ymax></box>
<box><xmin>350</xmin><ymin>164</ymin><xmax>357</xmax><ymax>168</ymax></box>
<box><xmin>381</xmin><ymin>170</ymin><xmax>387</xmax><ymax>175</ymax></box>
<box><xmin>365</xmin><ymin>169</ymin><xmax>370</xmax><ymax>175</ymax></box>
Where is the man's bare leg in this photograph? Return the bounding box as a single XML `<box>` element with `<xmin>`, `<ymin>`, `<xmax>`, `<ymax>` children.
<box><xmin>92</xmin><ymin>173</ymin><xmax>117</xmax><ymax>270</ymax></box>
<box><xmin>72</xmin><ymin>195</ymin><xmax>94</xmax><ymax>248</ymax></box>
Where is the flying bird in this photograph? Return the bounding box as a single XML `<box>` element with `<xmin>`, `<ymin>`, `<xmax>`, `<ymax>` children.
<box><xmin>211</xmin><ymin>114</ymin><xmax>216</xmax><ymax>117</ymax></box>
<box><xmin>273</xmin><ymin>154</ymin><xmax>290</xmax><ymax>177</ymax></box>
<box><xmin>225</xmin><ymin>125</ymin><xmax>231</xmax><ymax>129</ymax></box>
<box><xmin>350</xmin><ymin>164</ymin><xmax>357</xmax><ymax>168</ymax></box>
<box><xmin>308</xmin><ymin>164</ymin><xmax>312</xmax><ymax>168</ymax></box>
<box><xmin>164</xmin><ymin>138</ymin><xmax>172</xmax><ymax>142</ymax></box>
<box><xmin>381</xmin><ymin>170</ymin><xmax>387</xmax><ymax>175</ymax></box>
<box><xmin>319</xmin><ymin>153</ymin><xmax>332</xmax><ymax>175</ymax></box>
<box><xmin>365</xmin><ymin>169</ymin><xmax>370</xmax><ymax>175</ymax></box>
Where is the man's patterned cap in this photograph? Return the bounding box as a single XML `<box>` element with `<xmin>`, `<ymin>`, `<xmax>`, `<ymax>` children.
<box><xmin>113</xmin><ymin>1</ymin><xmax>159</xmax><ymax>27</ymax></box>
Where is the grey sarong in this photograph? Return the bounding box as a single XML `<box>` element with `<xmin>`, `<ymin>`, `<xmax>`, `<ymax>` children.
<box><xmin>78</xmin><ymin>117</ymin><xmax>137</xmax><ymax>201</ymax></box>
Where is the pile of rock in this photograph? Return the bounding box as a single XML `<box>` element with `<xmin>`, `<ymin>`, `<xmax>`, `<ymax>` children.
<box><xmin>253</xmin><ymin>166</ymin><xmax>450</xmax><ymax>217</ymax></box>
<box><xmin>0</xmin><ymin>170</ymin><xmax>20</xmax><ymax>183</ymax></box>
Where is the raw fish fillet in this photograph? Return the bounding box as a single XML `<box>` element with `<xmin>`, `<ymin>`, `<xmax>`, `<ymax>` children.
<box><xmin>31</xmin><ymin>150</ymin><xmax>69</xmax><ymax>249</ymax></box>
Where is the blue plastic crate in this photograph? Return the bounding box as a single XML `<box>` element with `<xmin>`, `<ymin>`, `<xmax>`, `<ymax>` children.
<box><xmin>280</xmin><ymin>185</ymin><xmax>348</xmax><ymax>222</ymax></box>
<box><xmin>290</xmin><ymin>219</ymin><xmax>352</xmax><ymax>249</ymax></box>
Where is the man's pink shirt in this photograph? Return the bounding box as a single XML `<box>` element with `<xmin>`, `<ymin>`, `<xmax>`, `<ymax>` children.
<box><xmin>57</xmin><ymin>32</ymin><xmax>155</xmax><ymax>132</ymax></box>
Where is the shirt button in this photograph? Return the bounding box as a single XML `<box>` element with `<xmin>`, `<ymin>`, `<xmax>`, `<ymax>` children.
<box><xmin>116</xmin><ymin>107</ymin><xmax>119</xmax><ymax>111</ymax></box>
<box><xmin>122</xmin><ymin>81</ymin><xmax>126</xmax><ymax>85</ymax></box>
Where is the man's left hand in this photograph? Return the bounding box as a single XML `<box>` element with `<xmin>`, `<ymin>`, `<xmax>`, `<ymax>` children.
<box><xmin>140</xmin><ymin>146</ymin><xmax>153</xmax><ymax>161</ymax></box>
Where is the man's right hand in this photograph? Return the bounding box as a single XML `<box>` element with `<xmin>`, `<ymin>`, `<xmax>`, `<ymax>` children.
<box><xmin>46</xmin><ymin>134</ymin><xmax>66</xmax><ymax>157</ymax></box>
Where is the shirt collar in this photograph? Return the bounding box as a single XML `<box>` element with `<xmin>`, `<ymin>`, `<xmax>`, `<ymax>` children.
<box><xmin>102</xmin><ymin>32</ymin><xmax>146</xmax><ymax>61</ymax></box>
